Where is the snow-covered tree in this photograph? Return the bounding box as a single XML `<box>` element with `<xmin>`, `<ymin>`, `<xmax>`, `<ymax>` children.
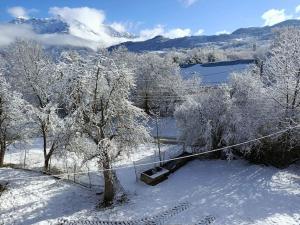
<box><xmin>228</xmin><ymin>68</ymin><xmax>279</xmax><ymax>155</ymax></box>
<box><xmin>133</xmin><ymin>53</ymin><xmax>185</xmax><ymax>115</ymax></box>
<box><xmin>7</xmin><ymin>40</ymin><xmax>65</xmax><ymax>171</ymax></box>
<box><xmin>60</xmin><ymin>51</ymin><xmax>150</xmax><ymax>206</ymax></box>
<box><xmin>175</xmin><ymin>86</ymin><xmax>231</xmax><ymax>157</ymax></box>
<box><xmin>263</xmin><ymin>28</ymin><xmax>300</xmax><ymax>128</ymax></box>
<box><xmin>227</xmin><ymin>27</ymin><xmax>300</xmax><ymax>166</ymax></box>
<box><xmin>176</xmin><ymin>28</ymin><xmax>300</xmax><ymax>166</ymax></box>
<box><xmin>0</xmin><ymin>75</ymin><xmax>29</xmax><ymax>167</ymax></box>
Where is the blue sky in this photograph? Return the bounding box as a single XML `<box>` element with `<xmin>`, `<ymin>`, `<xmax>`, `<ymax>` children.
<box><xmin>0</xmin><ymin>0</ymin><xmax>300</xmax><ymax>36</ymax></box>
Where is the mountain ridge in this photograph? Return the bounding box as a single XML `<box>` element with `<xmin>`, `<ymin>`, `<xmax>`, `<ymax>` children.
<box><xmin>109</xmin><ymin>19</ymin><xmax>300</xmax><ymax>52</ymax></box>
<box><xmin>6</xmin><ymin>17</ymin><xmax>300</xmax><ymax>51</ymax></box>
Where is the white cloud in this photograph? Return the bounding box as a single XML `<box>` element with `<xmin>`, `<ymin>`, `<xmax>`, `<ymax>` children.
<box><xmin>296</xmin><ymin>5</ymin><xmax>300</xmax><ymax>13</ymax></box>
<box><xmin>139</xmin><ymin>25</ymin><xmax>191</xmax><ymax>40</ymax></box>
<box><xmin>1</xmin><ymin>6</ymin><xmax>194</xmax><ymax>49</ymax></box>
<box><xmin>49</xmin><ymin>7</ymin><xmax>106</xmax><ymax>36</ymax></box>
<box><xmin>194</xmin><ymin>29</ymin><xmax>204</xmax><ymax>36</ymax></box>
<box><xmin>0</xmin><ymin>23</ymin><xmax>103</xmax><ymax>50</ymax></box>
<box><xmin>110</xmin><ymin>22</ymin><xmax>126</xmax><ymax>33</ymax></box>
<box><xmin>7</xmin><ymin>6</ymin><xmax>29</xmax><ymax>19</ymax></box>
<box><xmin>165</xmin><ymin>28</ymin><xmax>191</xmax><ymax>38</ymax></box>
<box><xmin>179</xmin><ymin>0</ymin><xmax>198</xmax><ymax>7</ymax></box>
<box><xmin>216</xmin><ymin>30</ymin><xmax>230</xmax><ymax>35</ymax></box>
<box><xmin>139</xmin><ymin>25</ymin><xmax>165</xmax><ymax>39</ymax></box>
<box><xmin>49</xmin><ymin>7</ymin><xmax>132</xmax><ymax>46</ymax></box>
<box><xmin>262</xmin><ymin>9</ymin><xmax>292</xmax><ymax>26</ymax></box>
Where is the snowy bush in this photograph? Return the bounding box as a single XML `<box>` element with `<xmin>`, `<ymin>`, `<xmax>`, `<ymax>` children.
<box><xmin>175</xmin><ymin>86</ymin><xmax>232</xmax><ymax>158</ymax></box>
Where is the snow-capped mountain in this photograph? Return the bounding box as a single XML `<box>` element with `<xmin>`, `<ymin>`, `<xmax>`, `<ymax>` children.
<box><xmin>9</xmin><ymin>17</ymin><xmax>135</xmax><ymax>39</ymax></box>
<box><xmin>10</xmin><ymin>17</ymin><xmax>69</xmax><ymax>34</ymax></box>
<box><xmin>6</xmin><ymin>17</ymin><xmax>300</xmax><ymax>52</ymax></box>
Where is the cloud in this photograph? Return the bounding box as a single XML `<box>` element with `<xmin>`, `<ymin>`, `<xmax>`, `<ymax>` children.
<box><xmin>1</xmin><ymin>6</ymin><xmax>194</xmax><ymax>49</ymax></box>
<box><xmin>0</xmin><ymin>23</ymin><xmax>102</xmax><ymax>50</ymax></box>
<box><xmin>179</xmin><ymin>0</ymin><xmax>198</xmax><ymax>7</ymax></box>
<box><xmin>49</xmin><ymin>7</ymin><xmax>133</xmax><ymax>46</ymax></box>
<box><xmin>139</xmin><ymin>25</ymin><xmax>191</xmax><ymax>39</ymax></box>
<box><xmin>110</xmin><ymin>22</ymin><xmax>126</xmax><ymax>33</ymax></box>
<box><xmin>262</xmin><ymin>9</ymin><xmax>292</xmax><ymax>26</ymax></box>
<box><xmin>165</xmin><ymin>28</ymin><xmax>191</xmax><ymax>38</ymax></box>
<box><xmin>194</xmin><ymin>29</ymin><xmax>204</xmax><ymax>36</ymax></box>
<box><xmin>49</xmin><ymin>7</ymin><xmax>105</xmax><ymax>34</ymax></box>
<box><xmin>7</xmin><ymin>6</ymin><xmax>29</xmax><ymax>19</ymax></box>
<box><xmin>139</xmin><ymin>25</ymin><xmax>165</xmax><ymax>39</ymax></box>
<box><xmin>296</xmin><ymin>5</ymin><xmax>300</xmax><ymax>13</ymax></box>
<box><xmin>216</xmin><ymin>30</ymin><xmax>230</xmax><ymax>35</ymax></box>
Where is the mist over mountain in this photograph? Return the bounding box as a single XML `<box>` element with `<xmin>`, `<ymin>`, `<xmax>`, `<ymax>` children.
<box><xmin>9</xmin><ymin>17</ymin><xmax>135</xmax><ymax>39</ymax></box>
<box><xmin>3</xmin><ymin>17</ymin><xmax>300</xmax><ymax>52</ymax></box>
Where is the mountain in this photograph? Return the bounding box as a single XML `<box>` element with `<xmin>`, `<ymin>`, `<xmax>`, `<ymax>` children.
<box><xmin>7</xmin><ymin>18</ymin><xmax>300</xmax><ymax>52</ymax></box>
<box><xmin>110</xmin><ymin>19</ymin><xmax>300</xmax><ymax>52</ymax></box>
<box><xmin>10</xmin><ymin>17</ymin><xmax>69</xmax><ymax>34</ymax></box>
<box><xmin>9</xmin><ymin>17</ymin><xmax>135</xmax><ymax>39</ymax></box>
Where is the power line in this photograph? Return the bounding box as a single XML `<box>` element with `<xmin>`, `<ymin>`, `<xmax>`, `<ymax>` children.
<box><xmin>3</xmin><ymin>124</ymin><xmax>300</xmax><ymax>182</ymax></box>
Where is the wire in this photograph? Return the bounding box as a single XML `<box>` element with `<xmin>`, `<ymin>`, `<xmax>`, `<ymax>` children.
<box><xmin>2</xmin><ymin>124</ymin><xmax>300</xmax><ymax>182</ymax></box>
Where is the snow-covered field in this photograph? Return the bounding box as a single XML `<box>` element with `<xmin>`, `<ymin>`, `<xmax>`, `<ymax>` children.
<box><xmin>1</xmin><ymin>156</ymin><xmax>300</xmax><ymax>224</ymax></box>
<box><xmin>148</xmin><ymin>117</ymin><xmax>178</xmax><ymax>138</ymax></box>
<box><xmin>181</xmin><ymin>62</ymin><xmax>250</xmax><ymax>84</ymax></box>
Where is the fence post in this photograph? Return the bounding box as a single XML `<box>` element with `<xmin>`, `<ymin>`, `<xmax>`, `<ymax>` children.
<box><xmin>73</xmin><ymin>164</ymin><xmax>76</xmax><ymax>183</ymax></box>
<box><xmin>87</xmin><ymin>165</ymin><xmax>92</xmax><ymax>188</ymax></box>
<box><xmin>23</xmin><ymin>148</ymin><xmax>27</xmax><ymax>168</ymax></box>
<box><xmin>65</xmin><ymin>161</ymin><xmax>69</xmax><ymax>180</ymax></box>
<box><xmin>133</xmin><ymin>161</ymin><xmax>138</xmax><ymax>183</ymax></box>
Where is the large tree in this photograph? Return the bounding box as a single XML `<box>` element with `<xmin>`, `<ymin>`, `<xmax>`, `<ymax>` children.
<box><xmin>60</xmin><ymin>51</ymin><xmax>150</xmax><ymax>206</ymax></box>
<box><xmin>0</xmin><ymin>75</ymin><xmax>28</xmax><ymax>167</ymax></box>
<box><xmin>7</xmin><ymin>40</ymin><xmax>65</xmax><ymax>171</ymax></box>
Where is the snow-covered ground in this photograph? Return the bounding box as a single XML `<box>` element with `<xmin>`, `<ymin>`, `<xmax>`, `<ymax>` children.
<box><xmin>148</xmin><ymin>117</ymin><xmax>178</xmax><ymax>138</ymax></box>
<box><xmin>3</xmin><ymin>138</ymin><xmax>183</xmax><ymax>188</ymax></box>
<box><xmin>1</xmin><ymin>135</ymin><xmax>300</xmax><ymax>225</ymax></box>
<box><xmin>1</xmin><ymin>159</ymin><xmax>300</xmax><ymax>225</ymax></box>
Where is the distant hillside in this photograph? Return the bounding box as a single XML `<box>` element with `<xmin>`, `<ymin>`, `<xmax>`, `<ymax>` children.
<box><xmin>109</xmin><ymin>20</ymin><xmax>300</xmax><ymax>52</ymax></box>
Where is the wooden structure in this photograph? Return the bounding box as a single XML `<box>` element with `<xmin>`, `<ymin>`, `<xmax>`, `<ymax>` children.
<box><xmin>140</xmin><ymin>167</ymin><xmax>169</xmax><ymax>186</ymax></box>
<box><xmin>140</xmin><ymin>152</ymin><xmax>195</xmax><ymax>186</ymax></box>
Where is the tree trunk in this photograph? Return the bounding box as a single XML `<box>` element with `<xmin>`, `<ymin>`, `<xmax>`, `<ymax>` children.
<box><xmin>102</xmin><ymin>165</ymin><xmax>115</xmax><ymax>206</ymax></box>
<box><xmin>144</xmin><ymin>93</ymin><xmax>150</xmax><ymax>115</ymax></box>
<box><xmin>0</xmin><ymin>145</ymin><xmax>5</xmax><ymax>167</ymax></box>
<box><xmin>97</xmin><ymin>139</ymin><xmax>121</xmax><ymax>207</ymax></box>
<box><xmin>44</xmin><ymin>144</ymin><xmax>56</xmax><ymax>172</ymax></box>
<box><xmin>44</xmin><ymin>156</ymin><xmax>50</xmax><ymax>172</ymax></box>
<box><xmin>42</xmin><ymin>127</ymin><xmax>49</xmax><ymax>171</ymax></box>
